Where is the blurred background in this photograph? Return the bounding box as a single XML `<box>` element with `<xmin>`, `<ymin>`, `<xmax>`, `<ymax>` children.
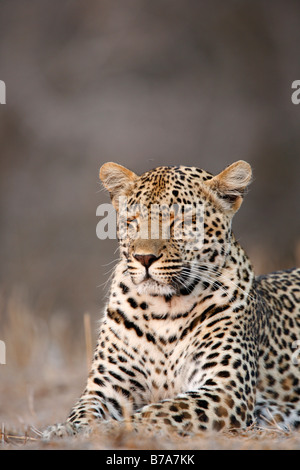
<box><xmin>0</xmin><ymin>0</ymin><xmax>299</xmax><ymax>431</ymax></box>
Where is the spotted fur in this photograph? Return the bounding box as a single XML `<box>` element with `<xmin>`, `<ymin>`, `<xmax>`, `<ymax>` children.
<box><xmin>43</xmin><ymin>161</ymin><xmax>300</xmax><ymax>439</ymax></box>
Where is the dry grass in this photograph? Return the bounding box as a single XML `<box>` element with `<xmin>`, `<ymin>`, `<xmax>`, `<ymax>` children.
<box><xmin>2</xmin><ymin>423</ymin><xmax>300</xmax><ymax>451</ymax></box>
<box><xmin>1</xmin><ymin>288</ymin><xmax>300</xmax><ymax>450</ymax></box>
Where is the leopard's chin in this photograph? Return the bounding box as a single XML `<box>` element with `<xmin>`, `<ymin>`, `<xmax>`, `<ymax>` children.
<box><xmin>135</xmin><ymin>278</ymin><xmax>176</xmax><ymax>297</ymax></box>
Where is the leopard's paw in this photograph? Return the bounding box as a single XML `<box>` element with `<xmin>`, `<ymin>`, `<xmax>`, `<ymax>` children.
<box><xmin>42</xmin><ymin>422</ymin><xmax>87</xmax><ymax>440</ymax></box>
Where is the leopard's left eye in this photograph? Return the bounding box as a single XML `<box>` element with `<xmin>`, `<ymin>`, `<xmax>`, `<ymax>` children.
<box><xmin>127</xmin><ymin>217</ymin><xmax>137</xmax><ymax>226</ymax></box>
<box><xmin>126</xmin><ymin>211</ymin><xmax>140</xmax><ymax>225</ymax></box>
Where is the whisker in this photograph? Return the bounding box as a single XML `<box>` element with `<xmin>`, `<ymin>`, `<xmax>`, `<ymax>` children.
<box><xmin>173</xmin><ymin>273</ymin><xmax>194</xmax><ymax>294</ymax></box>
<box><xmin>102</xmin><ymin>258</ymin><xmax>121</xmax><ymax>267</ymax></box>
<box><xmin>179</xmin><ymin>267</ymin><xmax>242</xmax><ymax>301</ymax></box>
<box><xmin>180</xmin><ymin>265</ymin><xmax>256</xmax><ymax>302</ymax></box>
<box><xmin>97</xmin><ymin>265</ymin><xmax>118</xmax><ymax>290</ymax></box>
<box><xmin>103</xmin><ymin>263</ymin><xmax>120</xmax><ymax>276</ymax></box>
<box><xmin>179</xmin><ymin>269</ymin><xmax>232</xmax><ymax>299</ymax></box>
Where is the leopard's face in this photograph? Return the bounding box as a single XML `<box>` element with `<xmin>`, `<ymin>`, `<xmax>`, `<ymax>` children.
<box><xmin>100</xmin><ymin>162</ymin><xmax>252</xmax><ymax>296</ymax></box>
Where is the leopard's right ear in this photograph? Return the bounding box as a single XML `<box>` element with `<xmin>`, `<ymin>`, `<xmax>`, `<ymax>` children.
<box><xmin>99</xmin><ymin>162</ymin><xmax>138</xmax><ymax>209</ymax></box>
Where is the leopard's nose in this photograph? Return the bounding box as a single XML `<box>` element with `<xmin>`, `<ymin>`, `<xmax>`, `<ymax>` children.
<box><xmin>133</xmin><ymin>253</ymin><xmax>161</xmax><ymax>269</ymax></box>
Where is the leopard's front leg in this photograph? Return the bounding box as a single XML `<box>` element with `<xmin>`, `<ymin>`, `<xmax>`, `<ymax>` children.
<box><xmin>42</xmin><ymin>315</ymin><xmax>149</xmax><ymax>440</ymax></box>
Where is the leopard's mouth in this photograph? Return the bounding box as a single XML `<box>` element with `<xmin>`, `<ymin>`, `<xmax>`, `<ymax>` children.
<box><xmin>135</xmin><ymin>277</ymin><xmax>177</xmax><ymax>296</ymax></box>
<box><xmin>128</xmin><ymin>258</ymin><xmax>197</xmax><ymax>296</ymax></box>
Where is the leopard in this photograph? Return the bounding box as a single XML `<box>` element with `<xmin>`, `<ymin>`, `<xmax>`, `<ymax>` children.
<box><xmin>43</xmin><ymin>160</ymin><xmax>300</xmax><ymax>439</ymax></box>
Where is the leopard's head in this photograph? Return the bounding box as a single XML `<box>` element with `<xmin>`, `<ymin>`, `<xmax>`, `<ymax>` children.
<box><xmin>100</xmin><ymin>161</ymin><xmax>252</xmax><ymax>296</ymax></box>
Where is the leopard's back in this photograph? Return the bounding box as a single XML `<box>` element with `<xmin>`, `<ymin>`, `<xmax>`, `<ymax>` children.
<box><xmin>253</xmin><ymin>268</ymin><xmax>300</xmax><ymax>428</ymax></box>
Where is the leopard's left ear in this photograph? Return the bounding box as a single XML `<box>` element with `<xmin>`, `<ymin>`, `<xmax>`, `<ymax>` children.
<box><xmin>100</xmin><ymin>162</ymin><xmax>138</xmax><ymax>209</ymax></box>
<box><xmin>207</xmin><ymin>160</ymin><xmax>252</xmax><ymax>213</ymax></box>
